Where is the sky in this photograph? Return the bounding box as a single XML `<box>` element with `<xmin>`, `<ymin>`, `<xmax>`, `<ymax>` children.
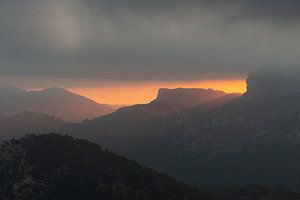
<box><xmin>69</xmin><ymin>79</ymin><xmax>246</xmax><ymax>104</ymax></box>
<box><xmin>1</xmin><ymin>0</ymin><xmax>300</xmax><ymax>104</ymax></box>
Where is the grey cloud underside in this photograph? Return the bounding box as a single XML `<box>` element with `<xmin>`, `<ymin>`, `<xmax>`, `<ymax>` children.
<box><xmin>84</xmin><ymin>0</ymin><xmax>300</xmax><ymax>23</ymax></box>
<box><xmin>1</xmin><ymin>0</ymin><xmax>300</xmax><ymax>83</ymax></box>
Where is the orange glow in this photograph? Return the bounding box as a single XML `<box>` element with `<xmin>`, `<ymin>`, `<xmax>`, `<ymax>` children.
<box><xmin>69</xmin><ymin>79</ymin><xmax>246</xmax><ymax>105</ymax></box>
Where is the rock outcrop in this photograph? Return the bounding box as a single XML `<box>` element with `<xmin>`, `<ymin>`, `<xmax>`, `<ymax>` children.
<box><xmin>155</xmin><ymin>88</ymin><xmax>227</xmax><ymax>108</ymax></box>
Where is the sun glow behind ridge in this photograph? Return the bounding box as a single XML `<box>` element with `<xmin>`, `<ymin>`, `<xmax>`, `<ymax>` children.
<box><xmin>69</xmin><ymin>79</ymin><xmax>246</xmax><ymax>105</ymax></box>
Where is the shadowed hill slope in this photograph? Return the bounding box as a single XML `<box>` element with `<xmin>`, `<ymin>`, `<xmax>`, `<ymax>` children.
<box><xmin>0</xmin><ymin>111</ymin><xmax>65</xmax><ymax>141</ymax></box>
<box><xmin>0</xmin><ymin>134</ymin><xmax>210</xmax><ymax>200</ymax></box>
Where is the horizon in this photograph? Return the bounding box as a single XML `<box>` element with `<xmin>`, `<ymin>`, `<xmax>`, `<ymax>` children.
<box><xmin>2</xmin><ymin>1</ymin><xmax>300</xmax><ymax>198</ymax></box>
<box><xmin>23</xmin><ymin>79</ymin><xmax>246</xmax><ymax>105</ymax></box>
<box><xmin>1</xmin><ymin>1</ymin><xmax>300</xmax><ymax>96</ymax></box>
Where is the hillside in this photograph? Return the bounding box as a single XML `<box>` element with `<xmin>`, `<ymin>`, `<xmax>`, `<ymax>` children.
<box><xmin>0</xmin><ymin>134</ymin><xmax>209</xmax><ymax>200</ymax></box>
<box><xmin>0</xmin><ymin>88</ymin><xmax>236</xmax><ymax>144</ymax></box>
<box><xmin>66</xmin><ymin>88</ymin><xmax>238</xmax><ymax>140</ymax></box>
<box><xmin>0</xmin><ymin>111</ymin><xmax>65</xmax><ymax>141</ymax></box>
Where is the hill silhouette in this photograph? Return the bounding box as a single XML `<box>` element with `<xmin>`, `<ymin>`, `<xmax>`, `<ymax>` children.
<box><xmin>0</xmin><ymin>86</ymin><xmax>115</xmax><ymax>122</ymax></box>
<box><xmin>0</xmin><ymin>134</ymin><xmax>209</xmax><ymax>200</ymax></box>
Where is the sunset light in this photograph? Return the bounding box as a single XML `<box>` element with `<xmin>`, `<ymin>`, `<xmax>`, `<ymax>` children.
<box><xmin>69</xmin><ymin>79</ymin><xmax>246</xmax><ymax>105</ymax></box>
<box><xmin>2</xmin><ymin>1</ymin><xmax>300</xmax><ymax>198</ymax></box>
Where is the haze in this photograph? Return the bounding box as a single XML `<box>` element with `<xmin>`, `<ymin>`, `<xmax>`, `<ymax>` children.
<box><xmin>3</xmin><ymin>1</ymin><xmax>300</xmax><ymax>198</ymax></box>
<box><xmin>1</xmin><ymin>0</ymin><xmax>300</xmax><ymax>104</ymax></box>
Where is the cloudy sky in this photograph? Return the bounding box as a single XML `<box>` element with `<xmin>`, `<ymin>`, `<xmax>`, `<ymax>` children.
<box><xmin>1</xmin><ymin>0</ymin><xmax>300</xmax><ymax>103</ymax></box>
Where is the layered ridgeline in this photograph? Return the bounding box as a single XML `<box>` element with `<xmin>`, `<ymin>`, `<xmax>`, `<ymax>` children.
<box><xmin>66</xmin><ymin>88</ymin><xmax>238</xmax><ymax>137</ymax></box>
<box><xmin>3</xmin><ymin>70</ymin><xmax>300</xmax><ymax>192</ymax></box>
<box><xmin>61</xmin><ymin>88</ymin><xmax>239</xmax><ymax>175</ymax></box>
<box><xmin>60</xmin><ymin>70</ymin><xmax>300</xmax><ymax>191</ymax></box>
<box><xmin>0</xmin><ymin>86</ymin><xmax>115</xmax><ymax>122</ymax></box>
<box><xmin>0</xmin><ymin>134</ymin><xmax>209</xmax><ymax>200</ymax></box>
<box><xmin>0</xmin><ymin>88</ymin><xmax>235</xmax><ymax>142</ymax></box>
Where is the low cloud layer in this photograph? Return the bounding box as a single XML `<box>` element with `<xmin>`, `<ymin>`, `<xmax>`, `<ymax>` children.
<box><xmin>1</xmin><ymin>0</ymin><xmax>300</xmax><ymax>86</ymax></box>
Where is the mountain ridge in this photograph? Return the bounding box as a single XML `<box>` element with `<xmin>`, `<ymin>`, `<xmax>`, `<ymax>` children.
<box><xmin>0</xmin><ymin>86</ymin><xmax>116</xmax><ymax>122</ymax></box>
<box><xmin>3</xmin><ymin>71</ymin><xmax>300</xmax><ymax>192</ymax></box>
<box><xmin>57</xmin><ymin>71</ymin><xmax>300</xmax><ymax>191</ymax></box>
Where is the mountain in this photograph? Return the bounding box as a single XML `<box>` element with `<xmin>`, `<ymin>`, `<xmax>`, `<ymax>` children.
<box><xmin>154</xmin><ymin>88</ymin><xmax>228</xmax><ymax>110</ymax></box>
<box><xmin>0</xmin><ymin>134</ymin><xmax>210</xmax><ymax>200</ymax></box>
<box><xmin>3</xmin><ymin>71</ymin><xmax>300</xmax><ymax>192</ymax></box>
<box><xmin>56</xmin><ymin>70</ymin><xmax>300</xmax><ymax>191</ymax></box>
<box><xmin>0</xmin><ymin>86</ymin><xmax>115</xmax><ymax>122</ymax></box>
<box><xmin>0</xmin><ymin>88</ymin><xmax>234</xmax><ymax>144</ymax></box>
<box><xmin>62</xmin><ymin>88</ymin><xmax>239</xmax><ymax>151</ymax></box>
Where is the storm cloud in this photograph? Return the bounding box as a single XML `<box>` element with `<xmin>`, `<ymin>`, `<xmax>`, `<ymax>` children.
<box><xmin>1</xmin><ymin>0</ymin><xmax>300</xmax><ymax>86</ymax></box>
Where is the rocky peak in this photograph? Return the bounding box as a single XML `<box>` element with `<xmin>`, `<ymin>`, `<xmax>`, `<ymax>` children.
<box><xmin>155</xmin><ymin>88</ymin><xmax>227</xmax><ymax>108</ymax></box>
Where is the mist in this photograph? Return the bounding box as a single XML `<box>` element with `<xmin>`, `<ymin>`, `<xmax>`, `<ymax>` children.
<box><xmin>0</xmin><ymin>0</ymin><xmax>300</xmax><ymax>87</ymax></box>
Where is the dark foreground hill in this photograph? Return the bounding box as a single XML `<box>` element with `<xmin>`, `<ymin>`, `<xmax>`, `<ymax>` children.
<box><xmin>1</xmin><ymin>134</ymin><xmax>299</xmax><ymax>200</ymax></box>
<box><xmin>0</xmin><ymin>134</ymin><xmax>209</xmax><ymax>200</ymax></box>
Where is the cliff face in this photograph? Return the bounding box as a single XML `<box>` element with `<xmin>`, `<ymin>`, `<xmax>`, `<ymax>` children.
<box><xmin>155</xmin><ymin>88</ymin><xmax>227</xmax><ymax>108</ymax></box>
<box><xmin>246</xmin><ymin>70</ymin><xmax>300</xmax><ymax>99</ymax></box>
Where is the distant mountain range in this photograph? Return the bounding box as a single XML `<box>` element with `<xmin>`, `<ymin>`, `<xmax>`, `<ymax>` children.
<box><xmin>0</xmin><ymin>86</ymin><xmax>116</xmax><ymax>122</ymax></box>
<box><xmin>2</xmin><ymin>70</ymin><xmax>300</xmax><ymax>194</ymax></box>
<box><xmin>0</xmin><ymin>87</ymin><xmax>236</xmax><ymax>140</ymax></box>
<box><xmin>58</xmin><ymin>70</ymin><xmax>300</xmax><ymax>191</ymax></box>
<box><xmin>61</xmin><ymin>88</ymin><xmax>239</xmax><ymax>147</ymax></box>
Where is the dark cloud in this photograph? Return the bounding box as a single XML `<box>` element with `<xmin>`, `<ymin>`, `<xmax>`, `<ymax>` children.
<box><xmin>0</xmin><ymin>0</ymin><xmax>300</xmax><ymax>86</ymax></box>
<box><xmin>82</xmin><ymin>0</ymin><xmax>300</xmax><ymax>25</ymax></box>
